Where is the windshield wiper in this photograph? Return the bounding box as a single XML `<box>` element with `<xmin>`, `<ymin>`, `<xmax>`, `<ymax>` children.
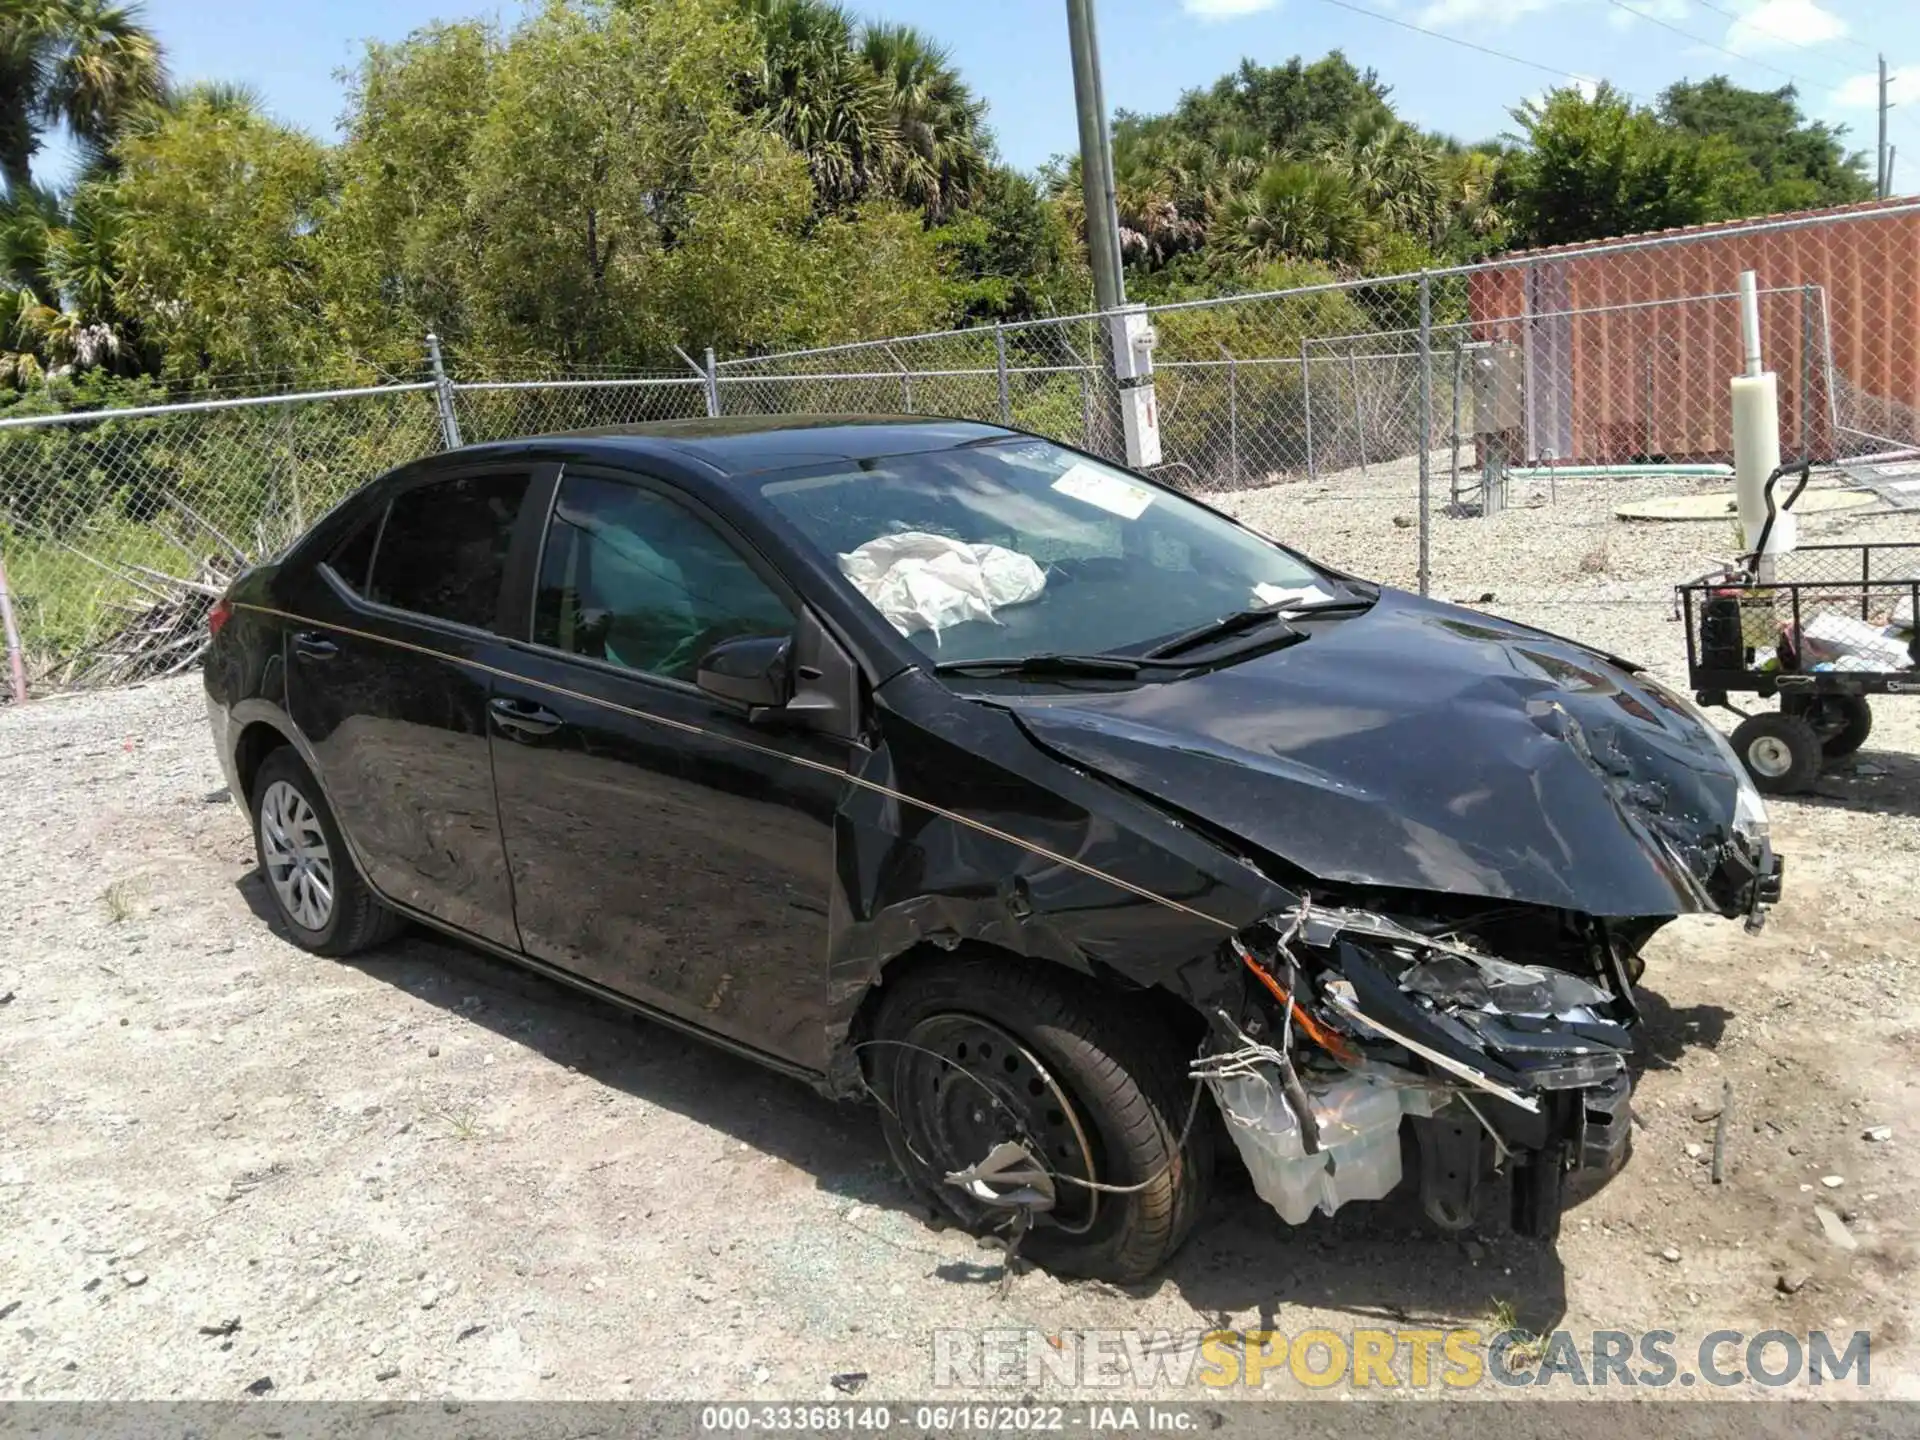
<box><xmin>1140</xmin><ymin>605</ymin><xmax>1299</xmax><ymax>660</ymax></box>
<box><xmin>933</xmin><ymin>652</ymin><xmax>1193</xmax><ymax>679</ymax></box>
<box><xmin>1281</xmin><ymin>597</ymin><xmax>1377</xmax><ymax>617</ymax></box>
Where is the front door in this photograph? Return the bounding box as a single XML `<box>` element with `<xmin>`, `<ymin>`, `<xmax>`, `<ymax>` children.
<box><xmin>286</xmin><ymin>466</ymin><xmax>540</xmax><ymax>950</ymax></box>
<box><xmin>488</xmin><ymin>470</ymin><xmax>849</xmax><ymax>1070</ymax></box>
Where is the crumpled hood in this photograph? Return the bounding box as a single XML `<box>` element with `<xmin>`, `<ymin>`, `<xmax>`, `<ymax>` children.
<box><xmin>1001</xmin><ymin>590</ymin><xmax>1752</xmax><ymax>918</ymax></box>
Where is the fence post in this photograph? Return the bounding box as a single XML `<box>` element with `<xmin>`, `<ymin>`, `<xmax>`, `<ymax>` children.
<box><xmin>425</xmin><ymin>333</ymin><xmax>463</xmax><ymax>450</ymax></box>
<box><xmin>1450</xmin><ymin>337</ymin><xmax>1464</xmax><ymax>508</ymax></box>
<box><xmin>279</xmin><ymin>404</ymin><xmax>304</xmax><ymax>536</ymax></box>
<box><xmin>1301</xmin><ymin>337</ymin><xmax>1315</xmax><ymax>481</ymax></box>
<box><xmin>1417</xmin><ymin>273</ymin><xmax>1433</xmax><ymax>598</ymax></box>
<box><xmin>1347</xmin><ymin>351</ymin><xmax>1368</xmax><ymax>480</ymax></box>
<box><xmin>704</xmin><ymin>347</ymin><xmax>722</xmax><ymax>418</ymax></box>
<box><xmin>0</xmin><ymin>549</ymin><xmax>27</xmax><ymax>705</ymax></box>
<box><xmin>1799</xmin><ymin>284</ymin><xmax>1815</xmax><ymax>458</ymax></box>
<box><xmin>1219</xmin><ymin>343</ymin><xmax>1239</xmax><ymax>487</ymax></box>
<box><xmin>994</xmin><ymin>326</ymin><xmax>1011</xmax><ymax>426</ymax></box>
<box><xmin>883</xmin><ymin>345</ymin><xmax>911</xmax><ymax>413</ymax></box>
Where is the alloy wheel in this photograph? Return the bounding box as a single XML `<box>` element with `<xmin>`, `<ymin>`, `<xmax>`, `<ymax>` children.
<box><xmin>259</xmin><ymin>779</ymin><xmax>335</xmax><ymax>932</ymax></box>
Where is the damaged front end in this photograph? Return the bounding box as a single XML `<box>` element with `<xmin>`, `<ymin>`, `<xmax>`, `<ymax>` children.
<box><xmin>1184</xmin><ymin>900</ymin><xmax>1644</xmax><ymax>1241</ymax></box>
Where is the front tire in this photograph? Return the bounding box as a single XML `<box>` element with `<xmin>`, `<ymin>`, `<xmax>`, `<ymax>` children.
<box><xmin>1731</xmin><ymin>711</ymin><xmax>1823</xmax><ymax>795</ymax></box>
<box><xmin>250</xmin><ymin>748</ymin><xmax>404</xmax><ymax>956</ymax></box>
<box><xmin>867</xmin><ymin>953</ymin><xmax>1211</xmax><ymax>1284</ymax></box>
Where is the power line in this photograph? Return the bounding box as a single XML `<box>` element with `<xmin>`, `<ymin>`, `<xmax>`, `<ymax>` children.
<box><xmin>1600</xmin><ymin>0</ymin><xmax>1809</xmax><ymax>83</ymax></box>
<box><xmin>1683</xmin><ymin>0</ymin><xmax>1881</xmax><ymax>63</ymax></box>
<box><xmin>1311</xmin><ymin>0</ymin><xmax>1920</xmax><ymax>163</ymax></box>
<box><xmin>1309</xmin><ymin>0</ymin><xmax>1641</xmax><ymax>97</ymax></box>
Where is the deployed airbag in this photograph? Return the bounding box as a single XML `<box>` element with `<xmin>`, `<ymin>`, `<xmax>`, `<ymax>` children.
<box><xmin>838</xmin><ymin>531</ymin><xmax>1046</xmax><ymax>640</ymax></box>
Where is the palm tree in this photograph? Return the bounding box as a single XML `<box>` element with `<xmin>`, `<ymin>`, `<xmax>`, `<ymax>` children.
<box><xmin>0</xmin><ymin>0</ymin><xmax>166</xmax><ymax>197</ymax></box>
<box><xmin>1217</xmin><ymin>160</ymin><xmax>1371</xmax><ymax>269</ymax></box>
<box><xmin>1439</xmin><ymin>147</ymin><xmax>1508</xmax><ymax>250</ymax></box>
<box><xmin>857</xmin><ymin>22</ymin><xmax>984</xmax><ymax>220</ymax></box>
<box><xmin>738</xmin><ymin>0</ymin><xmax>897</xmax><ymax>211</ymax></box>
<box><xmin>0</xmin><ymin>183</ymin><xmax>58</xmax><ymax>383</ymax></box>
<box><xmin>1321</xmin><ymin>117</ymin><xmax>1444</xmax><ymax>241</ymax></box>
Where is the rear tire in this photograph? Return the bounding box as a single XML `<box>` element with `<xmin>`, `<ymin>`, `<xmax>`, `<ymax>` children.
<box><xmin>1783</xmin><ymin>692</ymin><xmax>1873</xmax><ymax>759</ymax></box>
<box><xmin>250</xmin><ymin>748</ymin><xmax>404</xmax><ymax>957</ymax></box>
<box><xmin>1730</xmin><ymin>711</ymin><xmax>1823</xmax><ymax>795</ymax></box>
<box><xmin>867</xmin><ymin>953</ymin><xmax>1211</xmax><ymax>1284</ymax></box>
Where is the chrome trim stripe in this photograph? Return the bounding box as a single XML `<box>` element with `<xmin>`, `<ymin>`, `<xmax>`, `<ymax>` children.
<box><xmin>241</xmin><ymin>602</ymin><xmax>1234</xmax><ymax>928</ymax></box>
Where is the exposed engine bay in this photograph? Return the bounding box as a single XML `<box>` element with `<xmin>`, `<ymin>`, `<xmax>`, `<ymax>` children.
<box><xmin>1180</xmin><ymin>897</ymin><xmax>1658</xmax><ymax>1240</ymax></box>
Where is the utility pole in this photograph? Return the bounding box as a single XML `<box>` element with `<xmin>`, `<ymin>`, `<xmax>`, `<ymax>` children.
<box><xmin>1065</xmin><ymin>0</ymin><xmax>1125</xmax><ymax>313</ymax></box>
<box><xmin>1878</xmin><ymin>54</ymin><xmax>1890</xmax><ymax>198</ymax></box>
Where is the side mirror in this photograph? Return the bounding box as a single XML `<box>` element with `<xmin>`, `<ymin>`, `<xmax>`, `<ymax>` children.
<box><xmin>695</xmin><ymin>633</ymin><xmax>792</xmax><ymax>711</ymax></box>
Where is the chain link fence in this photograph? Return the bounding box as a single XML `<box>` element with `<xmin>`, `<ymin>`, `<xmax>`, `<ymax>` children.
<box><xmin>4</xmin><ymin>199</ymin><xmax>1919</xmax><ymax>699</ymax></box>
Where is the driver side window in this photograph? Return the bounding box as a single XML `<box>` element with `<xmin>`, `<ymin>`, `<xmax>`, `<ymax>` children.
<box><xmin>533</xmin><ymin>475</ymin><xmax>791</xmax><ymax>683</ymax></box>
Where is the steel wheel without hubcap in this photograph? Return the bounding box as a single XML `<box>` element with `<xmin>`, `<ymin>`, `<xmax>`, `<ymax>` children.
<box><xmin>894</xmin><ymin>1014</ymin><xmax>1101</xmax><ymax>1235</ymax></box>
<box><xmin>1746</xmin><ymin>735</ymin><xmax>1794</xmax><ymax>780</ymax></box>
<box><xmin>259</xmin><ymin>779</ymin><xmax>335</xmax><ymax>932</ymax></box>
<box><xmin>1731</xmin><ymin>711</ymin><xmax>1822</xmax><ymax>794</ymax></box>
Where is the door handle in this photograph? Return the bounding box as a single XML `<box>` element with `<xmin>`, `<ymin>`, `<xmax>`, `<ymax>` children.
<box><xmin>488</xmin><ymin>696</ymin><xmax>564</xmax><ymax>738</ymax></box>
<box><xmin>292</xmin><ymin>631</ymin><xmax>338</xmax><ymax>661</ymax></box>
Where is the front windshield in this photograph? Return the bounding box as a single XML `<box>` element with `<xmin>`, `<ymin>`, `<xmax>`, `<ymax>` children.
<box><xmin>757</xmin><ymin>438</ymin><xmax>1331</xmax><ymax>664</ymax></box>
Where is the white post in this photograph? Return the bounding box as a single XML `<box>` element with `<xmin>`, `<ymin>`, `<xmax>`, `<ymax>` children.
<box><xmin>1730</xmin><ymin>269</ymin><xmax>1792</xmax><ymax>566</ymax></box>
<box><xmin>1738</xmin><ymin>271</ymin><xmax>1763</xmax><ymax>378</ymax></box>
<box><xmin>1109</xmin><ymin>305</ymin><xmax>1160</xmax><ymax>468</ymax></box>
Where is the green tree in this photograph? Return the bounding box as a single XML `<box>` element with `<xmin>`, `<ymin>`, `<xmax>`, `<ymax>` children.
<box><xmin>1172</xmin><ymin>52</ymin><xmax>1392</xmax><ymax>159</ymax></box>
<box><xmin>323</xmin><ymin>20</ymin><xmax>495</xmax><ymax>371</ymax></box>
<box><xmin>0</xmin><ymin>0</ymin><xmax>165</xmax><ymax>195</ymax></box>
<box><xmin>1658</xmin><ymin>76</ymin><xmax>1872</xmax><ymax>212</ymax></box>
<box><xmin>1503</xmin><ymin>83</ymin><xmax>1751</xmax><ymax>247</ymax></box>
<box><xmin>858</xmin><ymin>21</ymin><xmax>985</xmax><ymax>220</ymax></box>
<box><xmin>935</xmin><ymin>164</ymin><xmax>1087</xmax><ymax>322</ymax></box>
<box><xmin>1320</xmin><ymin>117</ymin><xmax>1444</xmax><ymax>241</ymax></box>
<box><xmin>738</xmin><ymin>0</ymin><xmax>895</xmax><ymax>212</ymax></box>
<box><xmin>1217</xmin><ymin>160</ymin><xmax>1370</xmax><ymax>269</ymax></box>
<box><xmin>112</xmin><ymin>92</ymin><xmax>336</xmax><ymax>379</ymax></box>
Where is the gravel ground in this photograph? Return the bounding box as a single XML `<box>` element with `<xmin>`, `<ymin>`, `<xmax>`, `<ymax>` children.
<box><xmin>3</xmin><ymin>471</ymin><xmax>1919</xmax><ymax>1403</ymax></box>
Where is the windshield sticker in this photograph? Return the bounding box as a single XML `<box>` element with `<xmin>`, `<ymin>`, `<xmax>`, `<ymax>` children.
<box><xmin>1253</xmin><ymin>581</ymin><xmax>1335</xmax><ymax>609</ymax></box>
<box><xmin>1051</xmin><ymin>463</ymin><xmax>1153</xmax><ymax>520</ymax></box>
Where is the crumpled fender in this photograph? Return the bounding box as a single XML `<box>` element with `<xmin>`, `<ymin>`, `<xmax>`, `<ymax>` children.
<box><xmin>818</xmin><ymin>669</ymin><xmax>1295</xmax><ymax>1093</ymax></box>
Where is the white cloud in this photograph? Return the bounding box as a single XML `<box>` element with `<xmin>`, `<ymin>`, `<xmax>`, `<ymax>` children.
<box><xmin>1831</xmin><ymin>66</ymin><xmax>1920</xmax><ymax>110</ymax></box>
<box><xmin>1605</xmin><ymin>0</ymin><xmax>1688</xmax><ymax>31</ymax></box>
<box><xmin>1416</xmin><ymin>0</ymin><xmax>1553</xmax><ymax>26</ymax></box>
<box><xmin>1723</xmin><ymin>0</ymin><xmax>1847</xmax><ymax>53</ymax></box>
<box><xmin>1179</xmin><ymin>0</ymin><xmax>1279</xmax><ymax>18</ymax></box>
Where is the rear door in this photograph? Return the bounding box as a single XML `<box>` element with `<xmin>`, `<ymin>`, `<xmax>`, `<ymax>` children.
<box><xmin>286</xmin><ymin>463</ymin><xmax>551</xmax><ymax>948</ymax></box>
<box><xmin>487</xmin><ymin>467</ymin><xmax>851</xmax><ymax>1070</ymax></box>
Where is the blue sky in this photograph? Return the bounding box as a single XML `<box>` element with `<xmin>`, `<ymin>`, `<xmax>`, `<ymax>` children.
<box><xmin>35</xmin><ymin>0</ymin><xmax>1920</xmax><ymax>188</ymax></box>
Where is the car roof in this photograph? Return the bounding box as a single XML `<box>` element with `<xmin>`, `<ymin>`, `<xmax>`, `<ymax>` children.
<box><xmin>447</xmin><ymin>415</ymin><xmax>1019</xmax><ymax>481</ymax></box>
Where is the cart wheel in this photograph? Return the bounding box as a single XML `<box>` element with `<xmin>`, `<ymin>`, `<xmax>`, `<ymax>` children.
<box><xmin>1731</xmin><ymin>712</ymin><xmax>1824</xmax><ymax>794</ymax></box>
<box><xmin>1782</xmin><ymin>693</ymin><xmax>1873</xmax><ymax>758</ymax></box>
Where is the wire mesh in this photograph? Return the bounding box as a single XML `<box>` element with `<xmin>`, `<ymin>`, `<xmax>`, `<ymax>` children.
<box><xmin>453</xmin><ymin>373</ymin><xmax>713</xmax><ymax>443</ymax></box>
<box><xmin>0</xmin><ymin>387</ymin><xmax>444</xmax><ymax>690</ymax></box>
<box><xmin>4</xmin><ymin>200</ymin><xmax>1919</xmax><ymax>699</ymax></box>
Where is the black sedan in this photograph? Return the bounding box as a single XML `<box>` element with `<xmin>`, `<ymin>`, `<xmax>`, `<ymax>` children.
<box><xmin>205</xmin><ymin>417</ymin><xmax>1781</xmax><ymax>1281</ymax></box>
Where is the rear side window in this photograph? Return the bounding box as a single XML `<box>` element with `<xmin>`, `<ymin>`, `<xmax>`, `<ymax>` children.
<box><xmin>368</xmin><ymin>473</ymin><xmax>530</xmax><ymax>628</ymax></box>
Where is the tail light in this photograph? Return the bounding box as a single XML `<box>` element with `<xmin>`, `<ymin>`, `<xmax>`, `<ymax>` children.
<box><xmin>208</xmin><ymin>598</ymin><xmax>233</xmax><ymax>639</ymax></box>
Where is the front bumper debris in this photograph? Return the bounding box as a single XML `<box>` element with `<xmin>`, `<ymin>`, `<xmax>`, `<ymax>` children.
<box><xmin>1189</xmin><ymin>901</ymin><xmax>1644</xmax><ymax>1240</ymax></box>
